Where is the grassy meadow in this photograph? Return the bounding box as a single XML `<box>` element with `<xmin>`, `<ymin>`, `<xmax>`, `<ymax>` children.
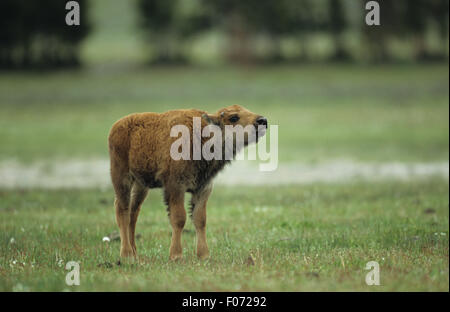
<box><xmin>0</xmin><ymin>64</ymin><xmax>448</xmax><ymax>163</ymax></box>
<box><xmin>0</xmin><ymin>180</ymin><xmax>448</xmax><ymax>291</ymax></box>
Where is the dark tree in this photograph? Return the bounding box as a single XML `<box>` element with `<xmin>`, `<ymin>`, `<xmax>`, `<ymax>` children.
<box><xmin>0</xmin><ymin>0</ymin><xmax>91</xmax><ymax>69</ymax></box>
<box><xmin>427</xmin><ymin>0</ymin><xmax>449</xmax><ymax>60</ymax></box>
<box><xmin>328</xmin><ymin>0</ymin><xmax>351</xmax><ymax>61</ymax></box>
<box><xmin>201</xmin><ymin>0</ymin><xmax>258</xmax><ymax>64</ymax></box>
<box><xmin>403</xmin><ymin>0</ymin><xmax>430</xmax><ymax>60</ymax></box>
<box><xmin>283</xmin><ymin>0</ymin><xmax>330</xmax><ymax>62</ymax></box>
<box><xmin>138</xmin><ymin>0</ymin><xmax>212</xmax><ymax>65</ymax></box>
<box><xmin>361</xmin><ymin>0</ymin><xmax>404</xmax><ymax>62</ymax></box>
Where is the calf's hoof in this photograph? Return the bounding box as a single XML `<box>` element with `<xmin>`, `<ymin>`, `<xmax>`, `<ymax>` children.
<box><xmin>120</xmin><ymin>249</ymin><xmax>136</xmax><ymax>264</ymax></box>
<box><xmin>169</xmin><ymin>253</ymin><xmax>183</xmax><ymax>261</ymax></box>
<box><xmin>197</xmin><ymin>249</ymin><xmax>210</xmax><ymax>260</ymax></box>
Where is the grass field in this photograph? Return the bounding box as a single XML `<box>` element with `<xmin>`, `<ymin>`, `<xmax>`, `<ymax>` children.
<box><xmin>0</xmin><ymin>64</ymin><xmax>448</xmax><ymax>291</ymax></box>
<box><xmin>0</xmin><ymin>180</ymin><xmax>448</xmax><ymax>291</ymax></box>
<box><xmin>0</xmin><ymin>64</ymin><xmax>448</xmax><ymax>163</ymax></box>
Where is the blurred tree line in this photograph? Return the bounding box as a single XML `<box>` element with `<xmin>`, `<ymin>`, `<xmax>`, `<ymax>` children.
<box><xmin>363</xmin><ymin>0</ymin><xmax>449</xmax><ymax>62</ymax></box>
<box><xmin>139</xmin><ymin>0</ymin><xmax>449</xmax><ymax>64</ymax></box>
<box><xmin>0</xmin><ymin>0</ymin><xmax>90</xmax><ymax>69</ymax></box>
<box><xmin>0</xmin><ymin>0</ymin><xmax>448</xmax><ymax>69</ymax></box>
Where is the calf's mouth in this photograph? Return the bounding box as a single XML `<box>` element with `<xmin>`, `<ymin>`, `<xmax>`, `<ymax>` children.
<box><xmin>254</xmin><ymin>116</ymin><xmax>268</xmax><ymax>142</ymax></box>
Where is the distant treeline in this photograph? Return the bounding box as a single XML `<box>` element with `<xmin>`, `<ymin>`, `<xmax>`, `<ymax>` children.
<box><xmin>0</xmin><ymin>0</ymin><xmax>448</xmax><ymax>69</ymax></box>
<box><xmin>138</xmin><ymin>0</ymin><xmax>449</xmax><ymax>64</ymax></box>
<box><xmin>0</xmin><ymin>0</ymin><xmax>90</xmax><ymax>69</ymax></box>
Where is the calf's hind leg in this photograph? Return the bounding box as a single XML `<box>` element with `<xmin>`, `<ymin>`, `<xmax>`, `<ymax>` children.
<box><xmin>111</xmin><ymin>161</ymin><xmax>134</xmax><ymax>260</ymax></box>
<box><xmin>129</xmin><ymin>181</ymin><xmax>148</xmax><ymax>256</ymax></box>
<box><xmin>114</xmin><ymin>186</ymin><xmax>133</xmax><ymax>259</ymax></box>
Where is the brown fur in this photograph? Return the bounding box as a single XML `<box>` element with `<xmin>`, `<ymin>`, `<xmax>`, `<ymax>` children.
<box><xmin>108</xmin><ymin>105</ymin><xmax>266</xmax><ymax>261</ymax></box>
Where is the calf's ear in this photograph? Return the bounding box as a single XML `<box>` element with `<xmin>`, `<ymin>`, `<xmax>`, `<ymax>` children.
<box><xmin>202</xmin><ymin>113</ymin><xmax>220</xmax><ymax>126</ymax></box>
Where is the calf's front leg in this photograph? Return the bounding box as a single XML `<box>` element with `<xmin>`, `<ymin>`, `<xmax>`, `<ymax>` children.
<box><xmin>191</xmin><ymin>184</ymin><xmax>212</xmax><ymax>260</ymax></box>
<box><xmin>165</xmin><ymin>188</ymin><xmax>186</xmax><ymax>260</ymax></box>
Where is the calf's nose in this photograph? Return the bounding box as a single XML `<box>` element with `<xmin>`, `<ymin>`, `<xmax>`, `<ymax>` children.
<box><xmin>256</xmin><ymin>116</ymin><xmax>268</xmax><ymax>127</ymax></box>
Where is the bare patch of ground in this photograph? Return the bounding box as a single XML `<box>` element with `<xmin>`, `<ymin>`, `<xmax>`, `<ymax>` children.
<box><xmin>0</xmin><ymin>159</ymin><xmax>447</xmax><ymax>189</ymax></box>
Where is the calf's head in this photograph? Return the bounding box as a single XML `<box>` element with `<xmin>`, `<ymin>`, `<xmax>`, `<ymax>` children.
<box><xmin>202</xmin><ymin>105</ymin><xmax>267</xmax><ymax>148</ymax></box>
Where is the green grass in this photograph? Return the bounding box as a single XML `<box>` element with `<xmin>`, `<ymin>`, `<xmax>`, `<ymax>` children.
<box><xmin>0</xmin><ymin>64</ymin><xmax>448</xmax><ymax>163</ymax></box>
<box><xmin>0</xmin><ymin>179</ymin><xmax>448</xmax><ymax>291</ymax></box>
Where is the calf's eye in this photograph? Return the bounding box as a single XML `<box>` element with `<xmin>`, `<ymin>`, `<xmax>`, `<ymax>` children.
<box><xmin>229</xmin><ymin>115</ymin><xmax>240</xmax><ymax>123</ymax></box>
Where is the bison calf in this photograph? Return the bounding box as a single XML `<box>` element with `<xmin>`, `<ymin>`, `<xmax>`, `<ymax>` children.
<box><xmin>108</xmin><ymin>105</ymin><xmax>267</xmax><ymax>261</ymax></box>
